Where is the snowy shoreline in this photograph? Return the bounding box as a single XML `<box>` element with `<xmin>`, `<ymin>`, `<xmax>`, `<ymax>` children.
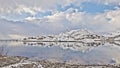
<box><xmin>0</xmin><ymin>56</ymin><xmax>120</xmax><ymax>68</ymax></box>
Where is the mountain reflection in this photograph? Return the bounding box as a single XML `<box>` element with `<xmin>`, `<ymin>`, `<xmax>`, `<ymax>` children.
<box><xmin>0</xmin><ymin>40</ymin><xmax>120</xmax><ymax>53</ymax></box>
<box><xmin>22</xmin><ymin>40</ymin><xmax>120</xmax><ymax>52</ymax></box>
<box><xmin>22</xmin><ymin>41</ymin><xmax>105</xmax><ymax>52</ymax></box>
<box><xmin>0</xmin><ymin>40</ymin><xmax>120</xmax><ymax>64</ymax></box>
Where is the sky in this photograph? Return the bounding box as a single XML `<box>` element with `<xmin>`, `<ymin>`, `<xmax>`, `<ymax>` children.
<box><xmin>0</xmin><ymin>0</ymin><xmax>120</xmax><ymax>39</ymax></box>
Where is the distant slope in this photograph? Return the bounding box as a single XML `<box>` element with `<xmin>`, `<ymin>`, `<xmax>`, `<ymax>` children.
<box><xmin>24</xmin><ymin>29</ymin><xmax>105</xmax><ymax>42</ymax></box>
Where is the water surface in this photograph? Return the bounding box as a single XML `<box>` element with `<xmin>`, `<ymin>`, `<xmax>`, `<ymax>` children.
<box><xmin>0</xmin><ymin>41</ymin><xmax>120</xmax><ymax>64</ymax></box>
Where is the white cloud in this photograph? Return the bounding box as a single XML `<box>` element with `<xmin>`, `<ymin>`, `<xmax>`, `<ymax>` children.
<box><xmin>66</xmin><ymin>12</ymin><xmax>85</xmax><ymax>25</ymax></box>
<box><xmin>89</xmin><ymin>9</ymin><xmax>120</xmax><ymax>32</ymax></box>
<box><xmin>0</xmin><ymin>8</ymin><xmax>120</xmax><ymax>39</ymax></box>
<box><xmin>15</xmin><ymin>5</ymin><xmax>37</xmax><ymax>15</ymax></box>
<box><xmin>0</xmin><ymin>0</ymin><xmax>74</xmax><ymax>14</ymax></box>
<box><xmin>105</xmin><ymin>9</ymin><xmax>120</xmax><ymax>28</ymax></box>
<box><xmin>0</xmin><ymin>0</ymin><xmax>120</xmax><ymax>22</ymax></box>
<box><xmin>0</xmin><ymin>0</ymin><xmax>120</xmax><ymax>37</ymax></box>
<box><xmin>25</xmin><ymin>17</ymin><xmax>37</xmax><ymax>21</ymax></box>
<box><xmin>0</xmin><ymin>0</ymin><xmax>120</xmax><ymax>14</ymax></box>
<box><xmin>23</xmin><ymin>8</ymin><xmax>120</xmax><ymax>32</ymax></box>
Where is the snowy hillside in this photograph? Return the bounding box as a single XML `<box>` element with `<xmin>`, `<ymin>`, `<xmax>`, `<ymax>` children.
<box><xmin>23</xmin><ymin>29</ymin><xmax>105</xmax><ymax>42</ymax></box>
<box><xmin>103</xmin><ymin>30</ymin><xmax>120</xmax><ymax>40</ymax></box>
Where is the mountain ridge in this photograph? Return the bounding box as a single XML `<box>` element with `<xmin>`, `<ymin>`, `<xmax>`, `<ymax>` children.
<box><xmin>23</xmin><ymin>29</ymin><xmax>106</xmax><ymax>42</ymax></box>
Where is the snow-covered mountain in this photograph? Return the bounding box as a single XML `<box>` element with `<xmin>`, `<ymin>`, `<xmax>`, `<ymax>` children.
<box><xmin>23</xmin><ymin>29</ymin><xmax>105</xmax><ymax>42</ymax></box>
<box><xmin>103</xmin><ymin>30</ymin><xmax>120</xmax><ymax>37</ymax></box>
<box><xmin>103</xmin><ymin>30</ymin><xmax>120</xmax><ymax>41</ymax></box>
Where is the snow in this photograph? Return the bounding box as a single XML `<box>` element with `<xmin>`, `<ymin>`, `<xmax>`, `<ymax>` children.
<box><xmin>2</xmin><ymin>60</ymin><xmax>44</xmax><ymax>68</ymax></box>
<box><xmin>24</xmin><ymin>29</ymin><xmax>103</xmax><ymax>42</ymax></box>
<box><xmin>22</xmin><ymin>29</ymin><xmax>107</xmax><ymax>52</ymax></box>
<box><xmin>103</xmin><ymin>31</ymin><xmax>120</xmax><ymax>37</ymax></box>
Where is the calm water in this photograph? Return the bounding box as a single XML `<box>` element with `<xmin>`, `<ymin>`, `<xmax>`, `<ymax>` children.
<box><xmin>0</xmin><ymin>41</ymin><xmax>120</xmax><ymax>64</ymax></box>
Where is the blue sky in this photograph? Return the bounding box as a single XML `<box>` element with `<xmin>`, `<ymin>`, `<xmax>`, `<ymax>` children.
<box><xmin>0</xmin><ymin>0</ymin><xmax>120</xmax><ymax>38</ymax></box>
<box><xmin>81</xmin><ymin>2</ymin><xmax>117</xmax><ymax>14</ymax></box>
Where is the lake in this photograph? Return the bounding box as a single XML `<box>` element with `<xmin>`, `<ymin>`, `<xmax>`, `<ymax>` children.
<box><xmin>0</xmin><ymin>41</ymin><xmax>120</xmax><ymax>65</ymax></box>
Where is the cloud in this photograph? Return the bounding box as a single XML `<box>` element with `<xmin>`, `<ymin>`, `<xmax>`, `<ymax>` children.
<box><xmin>25</xmin><ymin>17</ymin><xmax>36</xmax><ymax>21</ymax></box>
<box><xmin>24</xmin><ymin>8</ymin><xmax>120</xmax><ymax>32</ymax></box>
<box><xmin>0</xmin><ymin>0</ymin><xmax>80</xmax><ymax>21</ymax></box>
<box><xmin>15</xmin><ymin>5</ymin><xmax>38</xmax><ymax>15</ymax></box>
<box><xmin>0</xmin><ymin>0</ymin><xmax>120</xmax><ymax>21</ymax></box>
<box><xmin>0</xmin><ymin>0</ymin><xmax>73</xmax><ymax>14</ymax></box>
<box><xmin>0</xmin><ymin>0</ymin><xmax>119</xmax><ymax>14</ymax></box>
<box><xmin>0</xmin><ymin>0</ymin><xmax>120</xmax><ymax>38</ymax></box>
<box><xmin>83</xmin><ymin>8</ymin><xmax>120</xmax><ymax>32</ymax></box>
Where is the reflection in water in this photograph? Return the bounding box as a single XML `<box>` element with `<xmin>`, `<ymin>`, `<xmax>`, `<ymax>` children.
<box><xmin>23</xmin><ymin>41</ymin><xmax>105</xmax><ymax>52</ymax></box>
<box><xmin>109</xmin><ymin>41</ymin><xmax>120</xmax><ymax>46</ymax></box>
<box><xmin>0</xmin><ymin>41</ymin><xmax>120</xmax><ymax>64</ymax></box>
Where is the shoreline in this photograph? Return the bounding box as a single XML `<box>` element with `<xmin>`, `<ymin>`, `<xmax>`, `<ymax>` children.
<box><xmin>0</xmin><ymin>56</ymin><xmax>120</xmax><ymax>68</ymax></box>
